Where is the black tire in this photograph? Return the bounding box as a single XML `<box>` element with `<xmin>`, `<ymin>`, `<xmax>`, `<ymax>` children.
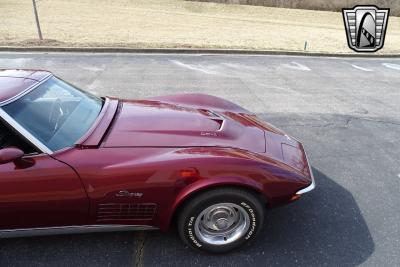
<box><xmin>177</xmin><ymin>187</ymin><xmax>265</xmax><ymax>253</ymax></box>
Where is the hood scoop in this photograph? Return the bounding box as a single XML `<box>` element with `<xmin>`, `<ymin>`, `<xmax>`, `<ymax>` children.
<box><xmin>102</xmin><ymin>100</ymin><xmax>266</xmax><ymax>153</ymax></box>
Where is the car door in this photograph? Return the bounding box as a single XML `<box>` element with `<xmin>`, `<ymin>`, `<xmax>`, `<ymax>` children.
<box><xmin>0</xmin><ymin>152</ymin><xmax>89</xmax><ymax>230</ymax></box>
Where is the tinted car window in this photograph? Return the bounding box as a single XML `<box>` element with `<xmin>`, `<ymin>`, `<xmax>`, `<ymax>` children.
<box><xmin>0</xmin><ymin>120</ymin><xmax>36</xmax><ymax>153</ymax></box>
<box><xmin>3</xmin><ymin>76</ymin><xmax>103</xmax><ymax>152</ymax></box>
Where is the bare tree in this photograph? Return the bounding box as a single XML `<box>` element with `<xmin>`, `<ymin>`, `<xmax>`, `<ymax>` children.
<box><xmin>32</xmin><ymin>0</ymin><xmax>43</xmax><ymax>40</ymax></box>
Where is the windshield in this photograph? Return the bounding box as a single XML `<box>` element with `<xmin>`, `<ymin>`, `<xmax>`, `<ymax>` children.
<box><xmin>2</xmin><ymin>76</ymin><xmax>103</xmax><ymax>152</ymax></box>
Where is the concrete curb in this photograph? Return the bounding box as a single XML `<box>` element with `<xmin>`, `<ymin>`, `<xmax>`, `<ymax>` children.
<box><xmin>1</xmin><ymin>46</ymin><xmax>400</xmax><ymax>57</ymax></box>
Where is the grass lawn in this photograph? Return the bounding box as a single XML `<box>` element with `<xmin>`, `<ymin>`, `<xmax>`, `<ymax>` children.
<box><xmin>1</xmin><ymin>0</ymin><xmax>399</xmax><ymax>53</ymax></box>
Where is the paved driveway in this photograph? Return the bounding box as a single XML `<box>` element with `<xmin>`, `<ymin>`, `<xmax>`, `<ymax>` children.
<box><xmin>0</xmin><ymin>53</ymin><xmax>399</xmax><ymax>267</ymax></box>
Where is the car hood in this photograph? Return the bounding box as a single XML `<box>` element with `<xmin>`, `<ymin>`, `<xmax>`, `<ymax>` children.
<box><xmin>101</xmin><ymin>100</ymin><xmax>266</xmax><ymax>153</ymax></box>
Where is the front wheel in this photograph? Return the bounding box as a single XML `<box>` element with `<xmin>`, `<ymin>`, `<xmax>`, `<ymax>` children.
<box><xmin>177</xmin><ymin>188</ymin><xmax>265</xmax><ymax>253</ymax></box>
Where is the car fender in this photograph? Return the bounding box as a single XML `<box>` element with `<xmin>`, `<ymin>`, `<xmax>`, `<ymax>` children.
<box><xmin>159</xmin><ymin>175</ymin><xmax>265</xmax><ymax>231</ymax></box>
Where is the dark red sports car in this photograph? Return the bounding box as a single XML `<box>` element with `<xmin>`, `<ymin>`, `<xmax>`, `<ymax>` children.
<box><xmin>0</xmin><ymin>69</ymin><xmax>314</xmax><ymax>253</ymax></box>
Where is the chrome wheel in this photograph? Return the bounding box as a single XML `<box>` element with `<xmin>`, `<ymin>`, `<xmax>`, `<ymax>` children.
<box><xmin>194</xmin><ymin>203</ymin><xmax>250</xmax><ymax>246</ymax></box>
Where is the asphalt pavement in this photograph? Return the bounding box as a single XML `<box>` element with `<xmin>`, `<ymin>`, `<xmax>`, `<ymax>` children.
<box><xmin>0</xmin><ymin>52</ymin><xmax>399</xmax><ymax>267</ymax></box>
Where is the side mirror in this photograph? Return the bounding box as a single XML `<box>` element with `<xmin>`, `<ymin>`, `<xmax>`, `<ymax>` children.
<box><xmin>0</xmin><ymin>147</ymin><xmax>24</xmax><ymax>164</ymax></box>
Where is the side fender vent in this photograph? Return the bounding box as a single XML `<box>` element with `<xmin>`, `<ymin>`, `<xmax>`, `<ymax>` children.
<box><xmin>97</xmin><ymin>203</ymin><xmax>157</xmax><ymax>222</ymax></box>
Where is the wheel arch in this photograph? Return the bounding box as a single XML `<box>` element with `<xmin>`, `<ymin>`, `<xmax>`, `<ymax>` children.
<box><xmin>162</xmin><ymin>179</ymin><xmax>267</xmax><ymax>231</ymax></box>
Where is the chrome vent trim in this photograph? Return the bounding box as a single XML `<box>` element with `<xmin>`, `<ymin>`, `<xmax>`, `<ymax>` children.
<box><xmin>97</xmin><ymin>203</ymin><xmax>157</xmax><ymax>222</ymax></box>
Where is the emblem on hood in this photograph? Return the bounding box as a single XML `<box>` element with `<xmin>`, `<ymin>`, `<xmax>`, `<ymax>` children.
<box><xmin>201</xmin><ymin>131</ymin><xmax>218</xmax><ymax>137</ymax></box>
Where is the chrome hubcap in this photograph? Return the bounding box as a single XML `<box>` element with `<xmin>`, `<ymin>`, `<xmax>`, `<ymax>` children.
<box><xmin>194</xmin><ymin>203</ymin><xmax>250</xmax><ymax>245</ymax></box>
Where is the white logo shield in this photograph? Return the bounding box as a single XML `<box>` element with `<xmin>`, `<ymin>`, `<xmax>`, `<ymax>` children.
<box><xmin>342</xmin><ymin>6</ymin><xmax>390</xmax><ymax>52</ymax></box>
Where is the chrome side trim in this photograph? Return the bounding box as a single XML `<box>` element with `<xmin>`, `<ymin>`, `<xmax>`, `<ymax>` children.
<box><xmin>0</xmin><ymin>108</ymin><xmax>53</xmax><ymax>154</ymax></box>
<box><xmin>296</xmin><ymin>149</ymin><xmax>316</xmax><ymax>195</ymax></box>
<box><xmin>0</xmin><ymin>74</ymin><xmax>52</xmax><ymax>106</ymax></box>
<box><xmin>0</xmin><ymin>225</ymin><xmax>158</xmax><ymax>239</ymax></box>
